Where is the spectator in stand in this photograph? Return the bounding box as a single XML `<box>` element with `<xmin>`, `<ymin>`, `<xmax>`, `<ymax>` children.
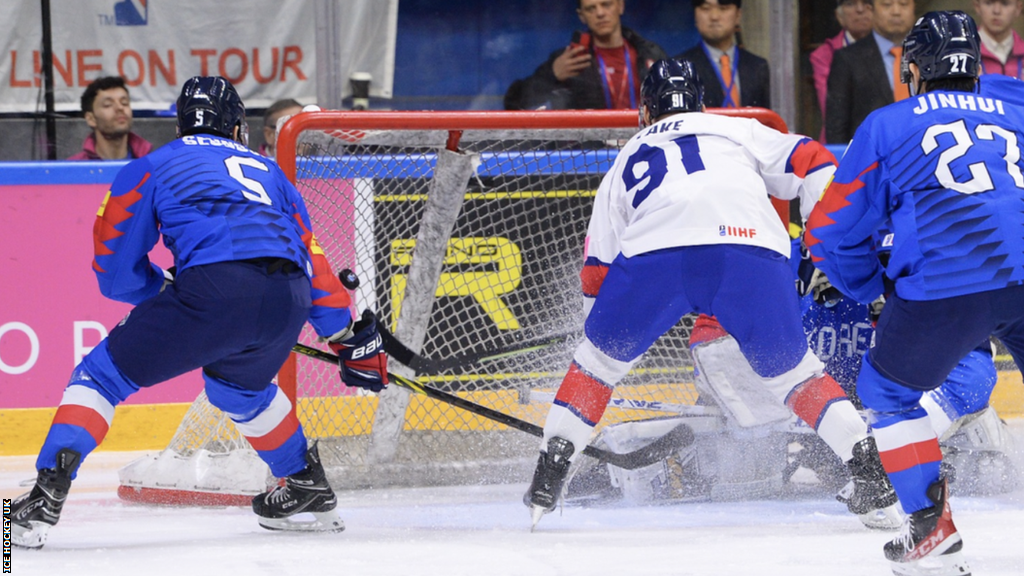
<box><xmin>259</xmin><ymin>98</ymin><xmax>304</xmax><ymax>158</ymax></box>
<box><xmin>503</xmin><ymin>0</ymin><xmax>667</xmax><ymax>110</ymax></box>
<box><xmin>675</xmin><ymin>0</ymin><xmax>771</xmax><ymax>109</ymax></box>
<box><xmin>68</xmin><ymin>76</ymin><xmax>152</xmax><ymax>160</ymax></box>
<box><xmin>975</xmin><ymin>0</ymin><xmax>1024</xmax><ymax>78</ymax></box>
<box><xmin>810</xmin><ymin>1</ymin><xmax>875</xmax><ymax>142</ymax></box>
<box><xmin>825</xmin><ymin>0</ymin><xmax>916</xmax><ymax>144</ymax></box>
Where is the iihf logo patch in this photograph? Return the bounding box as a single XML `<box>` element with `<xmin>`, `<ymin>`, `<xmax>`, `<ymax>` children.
<box><xmin>114</xmin><ymin>0</ymin><xmax>148</xmax><ymax>26</ymax></box>
<box><xmin>719</xmin><ymin>225</ymin><xmax>757</xmax><ymax>239</ymax></box>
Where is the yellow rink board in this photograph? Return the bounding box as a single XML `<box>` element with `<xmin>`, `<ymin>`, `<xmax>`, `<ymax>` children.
<box><xmin>2</xmin><ymin>372</ymin><xmax>1021</xmax><ymax>457</ymax></box>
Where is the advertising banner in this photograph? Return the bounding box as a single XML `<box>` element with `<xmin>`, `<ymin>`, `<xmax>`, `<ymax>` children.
<box><xmin>0</xmin><ymin>0</ymin><xmax>397</xmax><ymax>113</ymax></box>
<box><xmin>0</xmin><ymin>163</ymin><xmax>201</xmax><ymax>408</ymax></box>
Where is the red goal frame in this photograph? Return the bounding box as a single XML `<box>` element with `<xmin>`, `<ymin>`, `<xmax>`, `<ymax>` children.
<box><xmin>274</xmin><ymin>107</ymin><xmax>792</xmax><ymax>400</ymax></box>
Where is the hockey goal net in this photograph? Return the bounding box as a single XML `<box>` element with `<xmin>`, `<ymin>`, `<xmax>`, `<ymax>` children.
<box><xmin>118</xmin><ymin>108</ymin><xmax>790</xmax><ymax>505</ymax></box>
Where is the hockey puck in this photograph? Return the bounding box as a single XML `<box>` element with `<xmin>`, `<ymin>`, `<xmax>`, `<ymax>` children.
<box><xmin>339</xmin><ymin>269</ymin><xmax>360</xmax><ymax>290</ymax></box>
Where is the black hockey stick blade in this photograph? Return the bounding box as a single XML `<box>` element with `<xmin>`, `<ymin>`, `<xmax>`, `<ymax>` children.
<box><xmin>291</xmin><ymin>343</ymin><xmax>694</xmax><ymax>470</ymax></box>
<box><xmin>377</xmin><ymin>323</ymin><xmax>574</xmax><ymax>374</ymax></box>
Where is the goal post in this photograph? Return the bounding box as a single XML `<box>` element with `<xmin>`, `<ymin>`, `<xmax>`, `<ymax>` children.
<box><xmin>118</xmin><ymin>107</ymin><xmax>791</xmax><ymax>506</ymax></box>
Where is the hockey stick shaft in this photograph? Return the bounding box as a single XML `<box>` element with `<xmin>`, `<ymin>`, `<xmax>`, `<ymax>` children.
<box><xmin>528</xmin><ymin>391</ymin><xmax>720</xmax><ymax>417</ymax></box>
<box><xmin>291</xmin><ymin>343</ymin><xmax>693</xmax><ymax>470</ymax></box>
<box><xmin>378</xmin><ymin>325</ymin><xmax>573</xmax><ymax>374</ymax></box>
<box><xmin>336</xmin><ymin>269</ymin><xmax>572</xmax><ymax>374</ymax></box>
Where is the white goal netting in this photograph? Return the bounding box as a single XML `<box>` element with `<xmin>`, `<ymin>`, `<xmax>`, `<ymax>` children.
<box><xmin>119</xmin><ymin>110</ymin><xmax>785</xmax><ymax>504</ymax></box>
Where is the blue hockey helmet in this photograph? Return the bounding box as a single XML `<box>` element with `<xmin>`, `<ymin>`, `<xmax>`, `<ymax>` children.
<box><xmin>639</xmin><ymin>58</ymin><xmax>704</xmax><ymax>128</ymax></box>
<box><xmin>900</xmin><ymin>11</ymin><xmax>981</xmax><ymax>95</ymax></box>
<box><xmin>176</xmin><ymin>76</ymin><xmax>248</xmax><ymax>145</ymax></box>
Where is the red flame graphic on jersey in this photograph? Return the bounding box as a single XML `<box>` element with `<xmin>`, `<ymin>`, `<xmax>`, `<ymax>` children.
<box><xmin>92</xmin><ymin>173</ymin><xmax>149</xmax><ymax>273</ymax></box>
<box><xmin>804</xmin><ymin>162</ymin><xmax>878</xmax><ymax>263</ymax></box>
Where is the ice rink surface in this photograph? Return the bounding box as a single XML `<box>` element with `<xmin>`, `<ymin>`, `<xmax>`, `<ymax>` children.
<box><xmin>4</xmin><ymin>438</ymin><xmax>1024</xmax><ymax>576</ymax></box>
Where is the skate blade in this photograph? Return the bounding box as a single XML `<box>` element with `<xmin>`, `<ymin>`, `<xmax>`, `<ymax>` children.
<box><xmin>11</xmin><ymin>521</ymin><xmax>51</xmax><ymax>549</ymax></box>
<box><xmin>859</xmin><ymin>504</ymin><xmax>903</xmax><ymax>531</ymax></box>
<box><xmin>889</xmin><ymin>550</ymin><xmax>971</xmax><ymax>576</ymax></box>
<box><xmin>529</xmin><ymin>505</ymin><xmax>547</xmax><ymax>532</ymax></box>
<box><xmin>257</xmin><ymin>509</ymin><xmax>345</xmax><ymax>533</ymax></box>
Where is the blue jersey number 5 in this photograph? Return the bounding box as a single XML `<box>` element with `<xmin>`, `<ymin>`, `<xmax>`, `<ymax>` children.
<box><xmin>623</xmin><ymin>135</ymin><xmax>705</xmax><ymax>208</ymax></box>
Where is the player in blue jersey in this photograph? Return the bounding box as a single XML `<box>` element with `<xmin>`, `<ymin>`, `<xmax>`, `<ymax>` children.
<box><xmin>801</xmin><ymin>256</ymin><xmax>1015</xmax><ymax>500</ymax></box>
<box><xmin>4</xmin><ymin>77</ymin><xmax>388</xmax><ymax>548</ymax></box>
<box><xmin>805</xmin><ymin>11</ymin><xmax>1024</xmax><ymax>575</ymax></box>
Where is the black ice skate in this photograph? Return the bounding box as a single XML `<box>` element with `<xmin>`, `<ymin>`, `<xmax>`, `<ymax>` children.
<box><xmin>524</xmin><ymin>436</ymin><xmax>575</xmax><ymax>530</ymax></box>
<box><xmin>6</xmin><ymin>448</ymin><xmax>81</xmax><ymax>549</ymax></box>
<box><xmin>884</xmin><ymin>478</ymin><xmax>971</xmax><ymax>576</ymax></box>
<box><xmin>837</xmin><ymin>436</ymin><xmax>902</xmax><ymax>530</ymax></box>
<box><xmin>251</xmin><ymin>442</ymin><xmax>344</xmax><ymax>533</ymax></box>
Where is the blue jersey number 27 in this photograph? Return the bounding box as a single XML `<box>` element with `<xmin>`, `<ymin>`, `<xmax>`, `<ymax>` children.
<box><xmin>623</xmin><ymin>135</ymin><xmax>705</xmax><ymax>208</ymax></box>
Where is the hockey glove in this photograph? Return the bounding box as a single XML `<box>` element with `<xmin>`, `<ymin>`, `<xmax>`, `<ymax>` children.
<box><xmin>160</xmin><ymin>266</ymin><xmax>177</xmax><ymax>294</ymax></box>
<box><xmin>868</xmin><ymin>294</ymin><xmax>886</xmax><ymax>325</ymax></box>
<box><xmin>328</xmin><ymin>310</ymin><xmax>388</xmax><ymax>392</ymax></box>
<box><xmin>807</xmin><ymin>269</ymin><xmax>843</xmax><ymax>306</ymax></box>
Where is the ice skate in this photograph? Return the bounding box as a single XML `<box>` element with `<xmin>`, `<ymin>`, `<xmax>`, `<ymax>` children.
<box><xmin>884</xmin><ymin>479</ymin><xmax>971</xmax><ymax>576</ymax></box>
<box><xmin>524</xmin><ymin>436</ymin><xmax>575</xmax><ymax>530</ymax></box>
<box><xmin>251</xmin><ymin>442</ymin><xmax>344</xmax><ymax>533</ymax></box>
<box><xmin>837</xmin><ymin>436</ymin><xmax>902</xmax><ymax>530</ymax></box>
<box><xmin>6</xmin><ymin>448</ymin><xmax>81</xmax><ymax>549</ymax></box>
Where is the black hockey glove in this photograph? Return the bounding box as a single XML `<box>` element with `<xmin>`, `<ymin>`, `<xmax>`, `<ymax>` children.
<box><xmin>328</xmin><ymin>310</ymin><xmax>389</xmax><ymax>392</ymax></box>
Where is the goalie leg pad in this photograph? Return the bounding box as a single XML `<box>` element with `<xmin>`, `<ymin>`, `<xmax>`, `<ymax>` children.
<box><xmin>690</xmin><ymin>334</ymin><xmax>794</xmax><ymax>428</ymax></box>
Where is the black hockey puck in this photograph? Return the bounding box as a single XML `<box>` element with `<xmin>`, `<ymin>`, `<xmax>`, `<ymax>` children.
<box><xmin>339</xmin><ymin>268</ymin><xmax>360</xmax><ymax>290</ymax></box>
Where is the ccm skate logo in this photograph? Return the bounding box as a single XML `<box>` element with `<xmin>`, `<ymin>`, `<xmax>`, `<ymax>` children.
<box><xmin>350</xmin><ymin>334</ymin><xmax>382</xmax><ymax>359</ymax></box>
<box><xmin>909</xmin><ymin>527</ymin><xmax>948</xmax><ymax>560</ymax></box>
<box><xmin>719</xmin><ymin>225</ymin><xmax>757</xmax><ymax>239</ymax></box>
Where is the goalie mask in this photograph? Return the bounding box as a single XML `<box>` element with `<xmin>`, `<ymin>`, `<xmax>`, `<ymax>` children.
<box><xmin>639</xmin><ymin>58</ymin><xmax>704</xmax><ymax>128</ymax></box>
<box><xmin>176</xmin><ymin>76</ymin><xmax>249</xmax><ymax>146</ymax></box>
<box><xmin>900</xmin><ymin>11</ymin><xmax>981</xmax><ymax>96</ymax></box>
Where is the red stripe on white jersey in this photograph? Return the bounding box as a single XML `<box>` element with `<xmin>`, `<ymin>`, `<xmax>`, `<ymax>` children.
<box><xmin>554</xmin><ymin>363</ymin><xmax>614</xmax><ymax>426</ymax></box>
<box><xmin>580</xmin><ymin>262</ymin><xmax>609</xmax><ymax>298</ymax></box>
<box><xmin>52</xmin><ymin>404</ymin><xmax>110</xmax><ymax>444</ymax></box>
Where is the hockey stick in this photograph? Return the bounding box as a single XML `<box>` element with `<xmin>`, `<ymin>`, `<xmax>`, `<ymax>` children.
<box><xmin>334</xmin><ymin>269</ymin><xmax>574</xmax><ymax>374</ymax></box>
<box><xmin>291</xmin><ymin>343</ymin><xmax>694</xmax><ymax>470</ymax></box>
<box><xmin>527</xmin><ymin>391</ymin><xmax>721</xmax><ymax>417</ymax></box>
<box><xmin>378</xmin><ymin>326</ymin><xmax>575</xmax><ymax>374</ymax></box>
